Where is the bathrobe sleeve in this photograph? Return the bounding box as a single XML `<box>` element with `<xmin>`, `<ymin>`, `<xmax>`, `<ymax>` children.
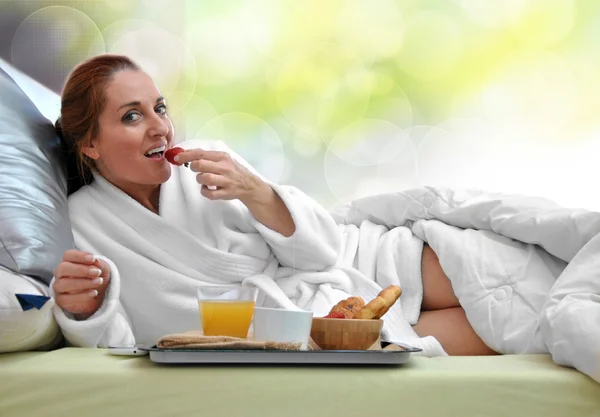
<box><xmin>178</xmin><ymin>139</ymin><xmax>343</xmax><ymax>271</ymax></box>
<box><xmin>207</xmin><ymin>141</ymin><xmax>342</xmax><ymax>271</ymax></box>
<box><xmin>50</xmin><ymin>256</ymin><xmax>135</xmax><ymax>348</ymax></box>
<box><xmin>248</xmin><ymin>183</ymin><xmax>343</xmax><ymax>271</ymax></box>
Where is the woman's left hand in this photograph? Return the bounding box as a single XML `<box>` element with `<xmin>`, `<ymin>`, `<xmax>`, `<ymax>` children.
<box><xmin>173</xmin><ymin>149</ymin><xmax>270</xmax><ymax>204</ymax></box>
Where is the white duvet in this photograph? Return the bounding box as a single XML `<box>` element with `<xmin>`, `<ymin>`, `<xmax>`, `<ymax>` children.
<box><xmin>331</xmin><ymin>186</ymin><xmax>600</xmax><ymax>383</ymax></box>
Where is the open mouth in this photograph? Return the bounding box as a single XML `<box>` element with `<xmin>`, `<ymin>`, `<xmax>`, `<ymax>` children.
<box><xmin>144</xmin><ymin>145</ymin><xmax>166</xmax><ymax>159</ymax></box>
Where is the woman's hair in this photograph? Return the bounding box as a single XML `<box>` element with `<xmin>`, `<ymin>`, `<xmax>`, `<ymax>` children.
<box><xmin>55</xmin><ymin>54</ymin><xmax>140</xmax><ymax>193</ymax></box>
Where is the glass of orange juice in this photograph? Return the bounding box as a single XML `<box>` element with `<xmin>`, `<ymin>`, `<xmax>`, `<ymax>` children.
<box><xmin>196</xmin><ymin>286</ymin><xmax>258</xmax><ymax>338</ymax></box>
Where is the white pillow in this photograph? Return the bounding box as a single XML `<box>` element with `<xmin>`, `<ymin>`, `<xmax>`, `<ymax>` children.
<box><xmin>0</xmin><ymin>266</ymin><xmax>62</xmax><ymax>352</ymax></box>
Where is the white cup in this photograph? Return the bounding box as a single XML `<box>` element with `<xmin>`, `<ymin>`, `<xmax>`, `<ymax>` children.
<box><xmin>253</xmin><ymin>307</ymin><xmax>313</xmax><ymax>350</ymax></box>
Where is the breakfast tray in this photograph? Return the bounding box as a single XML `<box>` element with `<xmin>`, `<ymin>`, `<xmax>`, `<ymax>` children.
<box><xmin>145</xmin><ymin>342</ymin><xmax>421</xmax><ymax>365</ymax></box>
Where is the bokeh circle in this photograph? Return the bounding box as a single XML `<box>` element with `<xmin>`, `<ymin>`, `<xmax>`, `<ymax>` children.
<box><xmin>11</xmin><ymin>6</ymin><xmax>105</xmax><ymax>91</ymax></box>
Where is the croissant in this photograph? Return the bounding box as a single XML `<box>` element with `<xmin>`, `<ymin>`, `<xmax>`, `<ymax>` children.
<box><xmin>353</xmin><ymin>285</ymin><xmax>402</xmax><ymax>319</ymax></box>
<box><xmin>328</xmin><ymin>296</ymin><xmax>365</xmax><ymax>318</ymax></box>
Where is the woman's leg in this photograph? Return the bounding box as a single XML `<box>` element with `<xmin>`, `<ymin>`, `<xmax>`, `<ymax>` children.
<box><xmin>421</xmin><ymin>244</ymin><xmax>460</xmax><ymax>311</ymax></box>
<box><xmin>418</xmin><ymin>244</ymin><xmax>498</xmax><ymax>355</ymax></box>
<box><xmin>413</xmin><ymin>307</ymin><xmax>499</xmax><ymax>355</ymax></box>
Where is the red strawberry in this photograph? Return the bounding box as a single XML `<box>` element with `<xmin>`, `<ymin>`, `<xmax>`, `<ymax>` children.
<box><xmin>164</xmin><ymin>147</ymin><xmax>186</xmax><ymax>166</ymax></box>
<box><xmin>324</xmin><ymin>312</ymin><xmax>345</xmax><ymax>319</ymax></box>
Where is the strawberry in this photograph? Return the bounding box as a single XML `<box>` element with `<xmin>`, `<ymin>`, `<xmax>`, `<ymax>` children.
<box><xmin>164</xmin><ymin>147</ymin><xmax>187</xmax><ymax>167</ymax></box>
<box><xmin>324</xmin><ymin>312</ymin><xmax>345</xmax><ymax>319</ymax></box>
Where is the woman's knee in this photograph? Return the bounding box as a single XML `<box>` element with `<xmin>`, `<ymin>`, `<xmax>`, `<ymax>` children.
<box><xmin>421</xmin><ymin>244</ymin><xmax>460</xmax><ymax>311</ymax></box>
<box><xmin>414</xmin><ymin>307</ymin><xmax>499</xmax><ymax>356</ymax></box>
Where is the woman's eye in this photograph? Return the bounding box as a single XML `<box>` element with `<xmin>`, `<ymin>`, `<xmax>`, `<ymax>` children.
<box><xmin>123</xmin><ymin>112</ymin><xmax>141</xmax><ymax>123</ymax></box>
<box><xmin>155</xmin><ymin>104</ymin><xmax>167</xmax><ymax>115</ymax></box>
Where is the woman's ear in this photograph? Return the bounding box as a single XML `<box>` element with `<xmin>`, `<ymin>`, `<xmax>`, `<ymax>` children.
<box><xmin>81</xmin><ymin>141</ymin><xmax>100</xmax><ymax>160</ymax></box>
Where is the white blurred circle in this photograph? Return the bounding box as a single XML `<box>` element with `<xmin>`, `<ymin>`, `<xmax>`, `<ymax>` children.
<box><xmin>482</xmin><ymin>53</ymin><xmax>577</xmax><ymax>136</ymax></box>
<box><xmin>109</xmin><ymin>26</ymin><xmax>196</xmax><ymax>98</ymax></box>
<box><xmin>276</xmin><ymin>44</ymin><xmax>372</xmax><ymax>136</ymax></box>
<box><xmin>11</xmin><ymin>6</ymin><xmax>104</xmax><ymax>92</ymax></box>
<box><xmin>397</xmin><ymin>11</ymin><xmax>464</xmax><ymax>81</ymax></box>
<box><xmin>336</xmin><ymin>0</ymin><xmax>405</xmax><ymax>65</ymax></box>
<box><xmin>197</xmin><ymin>113</ymin><xmax>285</xmax><ymax>183</ymax></box>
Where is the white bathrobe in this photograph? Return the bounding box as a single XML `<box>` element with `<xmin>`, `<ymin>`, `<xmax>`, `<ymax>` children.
<box><xmin>50</xmin><ymin>140</ymin><xmax>443</xmax><ymax>355</ymax></box>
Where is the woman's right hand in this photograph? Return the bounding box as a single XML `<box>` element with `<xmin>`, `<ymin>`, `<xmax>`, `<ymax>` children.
<box><xmin>52</xmin><ymin>250</ymin><xmax>111</xmax><ymax>320</ymax></box>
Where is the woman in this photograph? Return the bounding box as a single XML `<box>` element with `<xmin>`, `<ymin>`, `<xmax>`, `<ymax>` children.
<box><xmin>50</xmin><ymin>54</ymin><xmax>499</xmax><ymax>354</ymax></box>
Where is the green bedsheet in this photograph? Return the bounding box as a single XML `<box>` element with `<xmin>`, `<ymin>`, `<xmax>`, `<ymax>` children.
<box><xmin>1</xmin><ymin>349</ymin><xmax>599</xmax><ymax>417</ymax></box>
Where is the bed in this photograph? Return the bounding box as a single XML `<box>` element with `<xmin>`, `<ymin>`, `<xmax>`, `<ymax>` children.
<box><xmin>1</xmin><ymin>348</ymin><xmax>599</xmax><ymax>417</ymax></box>
<box><xmin>1</xmin><ymin>32</ymin><xmax>599</xmax><ymax>417</ymax></box>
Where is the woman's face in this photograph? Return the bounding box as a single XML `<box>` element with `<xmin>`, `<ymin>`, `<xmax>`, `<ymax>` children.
<box><xmin>84</xmin><ymin>69</ymin><xmax>174</xmax><ymax>189</ymax></box>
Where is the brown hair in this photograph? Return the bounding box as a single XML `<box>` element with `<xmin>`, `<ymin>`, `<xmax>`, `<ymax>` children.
<box><xmin>55</xmin><ymin>54</ymin><xmax>140</xmax><ymax>190</ymax></box>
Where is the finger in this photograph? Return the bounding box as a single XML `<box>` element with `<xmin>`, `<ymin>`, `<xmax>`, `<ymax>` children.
<box><xmin>92</xmin><ymin>259</ymin><xmax>111</xmax><ymax>279</ymax></box>
<box><xmin>54</xmin><ymin>262</ymin><xmax>103</xmax><ymax>280</ymax></box>
<box><xmin>63</xmin><ymin>249</ymin><xmax>96</xmax><ymax>265</ymax></box>
<box><xmin>189</xmin><ymin>159</ymin><xmax>228</xmax><ymax>175</ymax></box>
<box><xmin>55</xmin><ymin>291</ymin><xmax>100</xmax><ymax>313</ymax></box>
<box><xmin>200</xmin><ymin>186</ymin><xmax>230</xmax><ymax>201</ymax></box>
<box><xmin>54</xmin><ymin>276</ymin><xmax>104</xmax><ymax>294</ymax></box>
<box><xmin>175</xmin><ymin>149</ymin><xmax>229</xmax><ymax>165</ymax></box>
<box><xmin>195</xmin><ymin>173</ymin><xmax>229</xmax><ymax>188</ymax></box>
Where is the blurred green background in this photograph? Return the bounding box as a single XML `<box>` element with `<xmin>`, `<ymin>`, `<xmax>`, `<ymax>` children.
<box><xmin>1</xmin><ymin>0</ymin><xmax>599</xmax><ymax>209</ymax></box>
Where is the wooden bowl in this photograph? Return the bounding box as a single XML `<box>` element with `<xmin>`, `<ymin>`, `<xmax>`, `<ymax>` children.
<box><xmin>310</xmin><ymin>318</ymin><xmax>383</xmax><ymax>351</ymax></box>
